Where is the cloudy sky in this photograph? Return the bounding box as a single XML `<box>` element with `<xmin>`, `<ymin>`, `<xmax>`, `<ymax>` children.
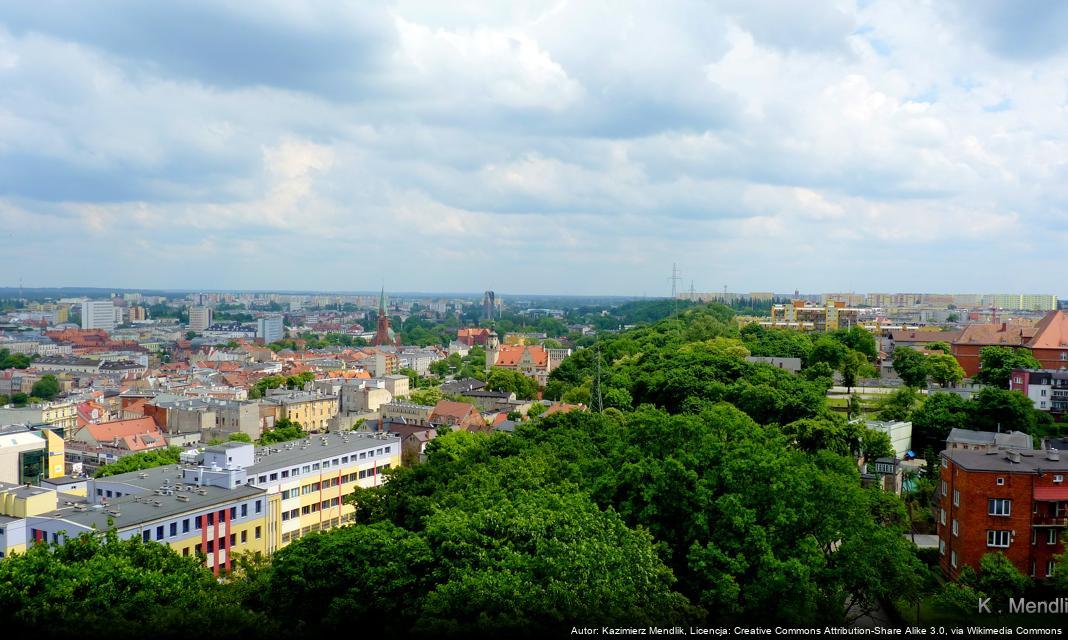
<box><xmin>2</xmin><ymin>1</ymin><xmax>1067</xmax><ymax>296</ymax></box>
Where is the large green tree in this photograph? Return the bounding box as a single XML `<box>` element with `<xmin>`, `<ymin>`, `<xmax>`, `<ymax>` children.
<box><xmin>974</xmin><ymin>346</ymin><xmax>1040</xmax><ymax>388</ymax></box>
<box><xmin>892</xmin><ymin>347</ymin><xmax>929</xmax><ymax>388</ymax></box>
<box><xmin>927</xmin><ymin>353</ymin><xmax>965</xmax><ymax>387</ymax></box>
<box><xmin>30</xmin><ymin>374</ymin><xmax>60</xmax><ymax>400</ymax></box>
<box><xmin>0</xmin><ymin>530</ymin><xmax>265</xmax><ymax>636</ymax></box>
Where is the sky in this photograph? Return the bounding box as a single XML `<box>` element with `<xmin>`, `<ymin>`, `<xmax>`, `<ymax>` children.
<box><xmin>2</xmin><ymin>1</ymin><xmax>1068</xmax><ymax>297</ymax></box>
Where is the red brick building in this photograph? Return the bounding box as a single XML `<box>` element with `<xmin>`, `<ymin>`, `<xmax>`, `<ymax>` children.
<box><xmin>938</xmin><ymin>448</ymin><xmax>1067</xmax><ymax>581</ymax></box>
<box><xmin>456</xmin><ymin>327</ymin><xmax>490</xmax><ymax>346</ymax></box>
<box><xmin>951</xmin><ymin>310</ymin><xmax>1068</xmax><ymax>378</ymax></box>
<box><xmin>429</xmin><ymin>400</ymin><xmax>489</xmax><ymax>433</ymax></box>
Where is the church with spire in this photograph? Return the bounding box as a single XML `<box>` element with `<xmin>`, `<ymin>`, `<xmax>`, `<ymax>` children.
<box><xmin>371</xmin><ymin>287</ymin><xmax>400</xmax><ymax>346</ymax></box>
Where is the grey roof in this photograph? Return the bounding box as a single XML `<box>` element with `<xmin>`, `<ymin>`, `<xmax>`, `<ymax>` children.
<box><xmin>43</xmin><ymin>483</ymin><xmax>264</xmax><ymax>531</ymax></box>
<box><xmin>0</xmin><ymin>481</ymin><xmax>54</xmax><ymax>499</ymax></box>
<box><xmin>942</xmin><ymin>448</ymin><xmax>1068</xmax><ymax>473</ymax></box>
<box><xmin>947</xmin><ymin>428</ymin><xmax>1033</xmax><ymax>450</ymax></box>
<box><xmin>245</xmin><ymin>433</ymin><xmax>399</xmax><ymax>475</ymax></box>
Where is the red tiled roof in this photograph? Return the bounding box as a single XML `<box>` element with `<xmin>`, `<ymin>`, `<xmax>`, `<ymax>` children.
<box><xmin>430</xmin><ymin>400</ymin><xmax>478</xmax><ymax>420</ymax></box>
<box><xmin>954</xmin><ymin>322</ymin><xmax>1036</xmax><ymax>347</ymax></box>
<box><xmin>1026</xmin><ymin>310</ymin><xmax>1068</xmax><ymax>350</ymax></box>
<box><xmin>494</xmin><ymin>345</ymin><xmax>548</xmax><ymax>368</ymax></box>
<box><xmin>543</xmin><ymin>403</ymin><xmax>584</xmax><ymax>416</ymax></box>
<box><xmin>79</xmin><ymin>416</ymin><xmax>164</xmax><ymax>450</ymax></box>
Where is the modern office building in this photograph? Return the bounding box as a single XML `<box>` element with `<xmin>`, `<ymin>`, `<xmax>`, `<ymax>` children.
<box><xmin>189</xmin><ymin>306</ymin><xmax>213</xmax><ymax>332</ymax></box>
<box><xmin>257</xmin><ymin>315</ymin><xmax>284</xmax><ymax>344</ymax></box>
<box><xmin>81</xmin><ymin>300</ymin><xmax>116</xmax><ymax>331</ymax></box>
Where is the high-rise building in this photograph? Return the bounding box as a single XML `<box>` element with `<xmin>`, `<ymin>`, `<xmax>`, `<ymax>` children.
<box><xmin>81</xmin><ymin>300</ymin><xmax>116</xmax><ymax>331</ymax></box>
<box><xmin>257</xmin><ymin>315</ymin><xmax>284</xmax><ymax>344</ymax></box>
<box><xmin>189</xmin><ymin>306</ymin><xmax>213</xmax><ymax>332</ymax></box>
<box><xmin>482</xmin><ymin>290</ymin><xmax>496</xmax><ymax>321</ymax></box>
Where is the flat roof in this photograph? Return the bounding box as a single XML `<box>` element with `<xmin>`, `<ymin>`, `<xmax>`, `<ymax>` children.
<box><xmin>246</xmin><ymin>433</ymin><xmax>399</xmax><ymax>475</ymax></box>
<box><xmin>42</xmin><ymin>483</ymin><xmax>264</xmax><ymax>531</ymax></box>
<box><xmin>0</xmin><ymin>481</ymin><xmax>54</xmax><ymax>498</ymax></box>
<box><xmin>942</xmin><ymin>448</ymin><xmax>1068</xmax><ymax>473</ymax></box>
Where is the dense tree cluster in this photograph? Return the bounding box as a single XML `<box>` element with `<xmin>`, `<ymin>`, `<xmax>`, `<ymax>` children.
<box><xmin>94</xmin><ymin>446</ymin><xmax>183</xmax><ymax>477</ymax></box>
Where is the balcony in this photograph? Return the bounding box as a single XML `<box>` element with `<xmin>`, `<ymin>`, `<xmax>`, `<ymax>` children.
<box><xmin>1032</xmin><ymin>514</ymin><xmax>1068</xmax><ymax>527</ymax></box>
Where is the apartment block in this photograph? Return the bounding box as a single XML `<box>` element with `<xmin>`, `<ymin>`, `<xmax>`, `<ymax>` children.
<box><xmin>938</xmin><ymin>448</ymin><xmax>1068</xmax><ymax>581</ymax></box>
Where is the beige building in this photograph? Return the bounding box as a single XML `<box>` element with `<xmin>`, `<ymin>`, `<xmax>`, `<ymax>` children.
<box><xmin>265</xmin><ymin>391</ymin><xmax>339</xmax><ymax>432</ymax></box>
<box><xmin>0</xmin><ymin>401</ymin><xmax>79</xmax><ymax>439</ymax></box>
<box><xmin>380</xmin><ymin>402</ymin><xmax>434</xmax><ymax>426</ymax></box>
<box><xmin>0</xmin><ymin>427</ymin><xmax>65</xmax><ymax>485</ymax></box>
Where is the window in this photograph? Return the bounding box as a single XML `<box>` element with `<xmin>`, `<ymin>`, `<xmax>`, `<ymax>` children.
<box><xmin>258</xmin><ymin>475</ymin><xmax>266</xmax><ymax>484</ymax></box>
<box><xmin>987</xmin><ymin>530</ymin><xmax>1011</xmax><ymax>548</ymax></box>
<box><xmin>207</xmin><ymin>540</ymin><xmax>214</xmax><ymax>553</ymax></box>
<box><xmin>940</xmin><ymin>508</ymin><xmax>946</xmax><ymax>526</ymax></box>
<box><xmin>1014</xmin><ymin>376</ymin><xmax>1023</xmax><ymax>384</ymax></box>
<box><xmin>255</xmin><ymin>500</ymin><xmax>262</xmax><ymax>514</ymax></box>
<box><xmin>302</xmin><ymin>465</ymin><xmax>310</xmax><ymax>473</ymax></box>
<box><xmin>207</xmin><ymin>513</ymin><xmax>214</xmax><ymax>526</ymax></box>
<box><xmin>170</xmin><ymin>522</ymin><xmax>177</xmax><ymax>537</ymax></box>
<box><xmin>183</xmin><ymin>547</ymin><xmax>189</xmax><ymax>557</ymax></box>
<box><xmin>281</xmin><ymin>470</ymin><xmax>289</xmax><ymax>478</ymax></box>
<box><xmin>1055</xmin><ymin>475</ymin><xmax>1064</xmax><ymax>484</ymax></box>
<box><xmin>952</xmin><ymin>520</ymin><xmax>958</xmax><ymax>537</ymax></box>
<box><xmin>1049</xmin><ymin>529</ymin><xmax>1059</xmax><ymax>545</ymax></box>
<box><xmin>230</xmin><ymin>507</ymin><xmax>237</xmax><ymax>520</ymax></box>
<box><xmin>951</xmin><ymin>551</ymin><xmax>957</xmax><ymax>568</ymax></box>
<box><xmin>282</xmin><ymin>511</ymin><xmax>290</xmax><ymax>521</ymax></box>
<box><xmin>941</xmin><ymin>456</ymin><xmax>948</xmax><ymax>468</ymax></box>
<box><xmin>195</xmin><ymin>516</ymin><xmax>202</xmax><ymax>529</ymax></box>
<box><xmin>255</xmin><ymin>526</ymin><xmax>261</xmax><ymax>539</ymax></box>
<box><xmin>312</xmin><ymin>463</ymin><xmax>320</xmax><ymax>471</ymax></box>
<box><xmin>941</xmin><ymin>480</ymin><xmax>948</xmax><ymax>496</ymax></box>
<box><xmin>359</xmin><ymin>452</ymin><xmax>366</xmax><ymax>460</ymax></box>
<box><xmin>939</xmin><ymin>539</ymin><xmax>945</xmax><ymax>555</ymax></box>
<box><xmin>953</xmin><ymin>490</ymin><xmax>959</xmax><ymax>507</ymax></box>
<box><xmin>1033</xmin><ymin>529</ymin><xmax>1038</xmax><ymax>545</ymax></box>
<box><xmin>241</xmin><ymin>503</ymin><xmax>248</xmax><ymax>517</ymax></box>
<box><xmin>342</xmin><ymin>456</ymin><xmax>349</xmax><ymax>464</ymax></box>
<box><xmin>269</xmin><ymin>472</ymin><xmax>278</xmax><ymax>481</ymax></box>
<box><xmin>195</xmin><ymin>543</ymin><xmax>202</xmax><ymax>554</ymax></box>
<box><xmin>988</xmin><ymin>498</ymin><xmax>1012</xmax><ymax>516</ymax></box>
<box><xmin>183</xmin><ymin>519</ymin><xmax>190</xmax><ymax>533</ymax></box>
<box><xmin>996</xmin><ymin>477</ymin><xmax>1005</xmax><ymax>486</ymax></box>
<box><xmin>156</xmin><ymin>525</ymin><xmax>164</xmax><ymax>540</ymax></box>
<box><xmin>230</xmin><ymin>533</ymin><xmax>236</xmax><ymax>546</ymax></box>
<box><xmin>141</xmin><ymin>530</ymin><xmax>150</xmax><ymax>542</ymax></box>
<box><xmin>241</xmin><ymin>530</ymin><xmax>247</xmax><ymax>543</ymax></box>
<box><xmin>1049</xmin><ymin>560</ymin><xmax>1057</xmax><ymax>577</ymax></box>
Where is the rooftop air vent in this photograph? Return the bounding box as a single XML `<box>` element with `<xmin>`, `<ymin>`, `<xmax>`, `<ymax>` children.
<box><xmin>1049</xmin><ymin>449</ymin><xmax>1061</xmax><ymax>461</ymax></box>
<box><xmin>1007</xmin><ymin>451</ymin><xmax>1022</xmax><ymax>463</ymax></box>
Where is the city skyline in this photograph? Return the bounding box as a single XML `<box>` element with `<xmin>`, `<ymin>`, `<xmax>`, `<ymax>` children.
<box><xmin>4</xmin><ymin>2</ymin><xmax>1068</xmax><ymax>295</ymax></box>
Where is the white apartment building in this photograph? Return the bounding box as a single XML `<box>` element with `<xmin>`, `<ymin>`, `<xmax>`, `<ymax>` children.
<box><xmin>81</xmin><ymin>300</ymin><xmax>116</xmax><ymax>331</ymax></box>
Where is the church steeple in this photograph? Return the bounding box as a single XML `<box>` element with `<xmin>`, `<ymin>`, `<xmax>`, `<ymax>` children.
<box><xmin>372</xmin><ymin>286</ymin><xmax>398</xmax><ymax>346</ymax></box>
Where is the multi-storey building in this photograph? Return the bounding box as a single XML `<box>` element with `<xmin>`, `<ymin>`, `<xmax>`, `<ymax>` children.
<box><xmin>264</xmin><ymin>390</ymin><xmax>338</xmax><ymax>432</ymax></box>
<box><xmin>985</xmin><ymin>294</ymin><xmax>1058</xmax><ymax>312</ymax></box>
<box><xmin>81</xmin><ymin>300</ymin><xmax>116</xmax><ymax>331</ymax></box>
<box><xmin>952</xmin><ymin>310</ymin><xmax>1068</xmax><ymax>377</ymax></box>
<box><xmin>9</xmin><ymin>434</ymin><xmax>400</xmax><ymax>570</ymax></box>
<box><xmin>767</xmin><ymin>300</ymin><xmax>863</xmax><ymax>332</ymax></box>
<box><xmin>0</xmin><ymin>400</ymin><xmax>79</xmax><ymax>439</ymax></box>
<box><xmin>188</xmin><ymin>306</ymin><xmax>213</xmax><ymax>332</ymax></box>
<box><xmin>485</xmin><ymin>330</ymin><xmax>570</xmax><ymax>386</ymax></box>
<box><xmin>1011</xmin><ymin>369</ymin><xmax>1068</xmax><ymax>414</ymax></box>
<box><xmin>380</xmin><ymin>401</ymin><xmax>434</xmax><ymax>426</ymax></box>
<box><xmin>256</xmin><ymin>315</ymin><xmax>284</xmax><ymax>344</ymax></box>
<box><xmin>938</xmin><ymin>448</ymin><xmax>1068</xmax><ymax>581</ymax></box>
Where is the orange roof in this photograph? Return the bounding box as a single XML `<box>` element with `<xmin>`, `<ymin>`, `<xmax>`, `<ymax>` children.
<box><xmin>80</xmin><ymin>416</ymin><xmax>165</xmax><ymax>450</ymax></box>
<box><xmin>954</xmin><ymin>322</ymin><xmax>1036</xmax><ymax>347</ymax></box>
<box><xmin>458</xmin><ymin>328</ymin><xmax>489</xmax><ymax>338</ymax></box>
<box><xmin>494</xmin><ymin>345</ymin><xmax>548</xmax><ymax>368</ymax></box>
<box><xmin>430</xmin><ymin>400</ymin><xmax>479</xmax><ymax>420</ymax></box>
<box><xmin>543</xmin><ymin>403</ymin><xmax>584</xmax><ymax>416</ymax></box>
<box><xmin>326</xmin><ymin>370</ymin><xmax>371</xmax><ymax>379</ymax></box>
<box><xmin>1026</xmin><ymin>310</ymin><xmax>1068</xmax><ymax>350</ymax></box>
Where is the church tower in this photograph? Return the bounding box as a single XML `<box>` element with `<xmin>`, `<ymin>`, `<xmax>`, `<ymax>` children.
<box><xmin>372</xmin><ymin>287</ymin><xmax>398</xmax><ymax>346</ymax></box>
<box><xmin>485</xmin><ymin>328</ymin><xmax>500</xmax><ymax>373</ymax></box>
